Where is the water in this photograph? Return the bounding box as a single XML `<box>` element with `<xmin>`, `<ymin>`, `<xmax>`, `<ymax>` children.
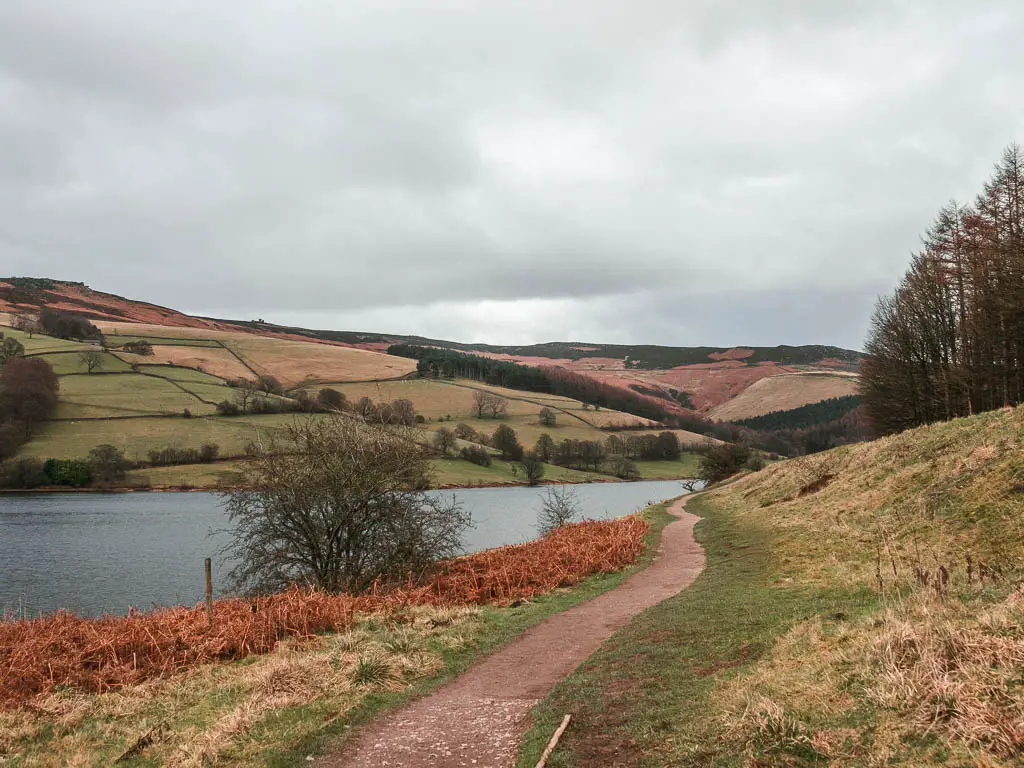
<box><xmin>0</xmin><ymin>480</ymin><xmax>688</xmax><ymax>618</ymax></box>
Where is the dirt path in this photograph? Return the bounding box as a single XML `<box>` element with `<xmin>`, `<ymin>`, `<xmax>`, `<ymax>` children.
<box><xmin>321</xmin><ymin>496</ymin><xmax>705</xmax><ymax>768</ymax></box>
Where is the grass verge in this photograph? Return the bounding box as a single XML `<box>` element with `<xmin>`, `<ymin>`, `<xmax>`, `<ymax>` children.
<box><xmin>516</xmin><ymin>494</ymin><xmax>877</xmax><ymax>767</ymax></box>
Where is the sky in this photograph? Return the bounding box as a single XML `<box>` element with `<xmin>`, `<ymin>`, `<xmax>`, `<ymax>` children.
<box><xmin>1</xmin><ymin>1</ymin><xmax>1022</xmax><ymax>350</ymax></box>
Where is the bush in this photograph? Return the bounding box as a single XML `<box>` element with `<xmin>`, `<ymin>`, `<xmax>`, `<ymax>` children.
<box><xmin>0</xmin><ymin>458</ymin><xmax>46</xmax><ymax>488</ymax></box>
<box><xmin>87</xmin><ymin>444</ymin><xmax>130</xmax><ymax>484</ymax></box>
<box><xmin>538</xmin><ymin>407</ymin><xmax>557</xmax><ymax>427</ymax></box>
<box><xmin>257</xmin><ymin>375</ymin><xmax>284</xmax><ymax>395</ymax></box>
<box><xmin>697</xmin><ymin>442</ymin><xmax>752</xmax><ymax>484</ymax></box>
<box><xmin>317</xmin><ymin>388</ymin><xmax>348</xmax><ymax>411</ymax></box>
<box><xmin>216</xmin><ymin>400</ymin><xmax>241</xmax><ymax>416</ymax></box>
<box><xmin>42</xmin><ymin>459</ymin><xmax>92</xmax><ymax>487</ymax></box>
<box><xmin>460</xmin><ymin>445</ymin><xmax>492</xmax><ymax>467</ymax></box>
<box><xmin>607</xmin><ymin>455</ymin><xmax>641</xmax><ymax>480</ymax></box>
<box><xmin>199</xmin><ymin>443</ymin><xmax>220</xmax><ymax>463</ymax></box>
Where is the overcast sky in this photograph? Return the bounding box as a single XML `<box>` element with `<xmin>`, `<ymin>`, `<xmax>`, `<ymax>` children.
<box><xmin>2</xmin><ymin>1</ymin><xmax>1022</xmax><ymax>349</ymax></box>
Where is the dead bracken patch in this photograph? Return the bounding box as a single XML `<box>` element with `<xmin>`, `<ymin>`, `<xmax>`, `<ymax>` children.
<box><xmin>0</xmin><ymin>516</ymin><xmax>648</xmax><ymax>707</ymax></box>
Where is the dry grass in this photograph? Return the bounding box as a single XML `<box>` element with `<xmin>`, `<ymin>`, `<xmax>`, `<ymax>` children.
<box><xmin>708</xmin><ymin>371</ymin><xmax>860</xmax><ymax>421</ymax></box>
<box><xmin>143</xmin><ymin>345</ymin><xmax>252</xmax><ymax>381</ymax></box>
<box><xmin>96</xmin><ymin>321</ymin><xmax>418</xmax><ymax>387</ymax></box>
<box><xmin>0</xmin><ymin>605</ymin><xmax>475</xmax><ymax>767</ymax></box>
<box><xmin>700</xmin><ymin>404</ymin><xmax>1024</xmax><ymax>765</ymax></box>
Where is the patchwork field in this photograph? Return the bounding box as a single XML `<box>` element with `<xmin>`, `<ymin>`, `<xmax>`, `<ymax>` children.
<box><xmin>707</xmin><ymin>371</ymin><xmax>860</xmax><ymax>421</ymax></box>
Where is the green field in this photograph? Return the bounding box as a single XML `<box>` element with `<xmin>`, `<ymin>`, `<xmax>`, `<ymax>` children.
<box><xmin>32</xmin><ymin>351</ymin><xmax>132</xmax><ymax>375</ymax></box>
<box><xmin>20</xmin><ymin>415</ymin><xmax>286</xmax><ymax>462</ymax></box>
<box><xmin>56</xmin><ymin>373</ymin><xmax>219</xmax><ymax>416</ymax></box>
<box><xmin>135</xmin><ymin>364</ymin><xmax>228</xmax><ymax>384</ymax></box>
<box><xmin>429</xmin><ymin>457</ymin><xmax>605</xmax><ymax>487</ymax></box>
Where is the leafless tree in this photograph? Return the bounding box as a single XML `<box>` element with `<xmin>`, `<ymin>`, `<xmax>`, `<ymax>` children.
<box><xmin>519</xmin><ymin>451</ymin><xmax>545</xmax><ymax>486</ymax></box>
<box><xmin>78</xmin><ymin>348</ymin><xmax>104</xmax><ymax>374</ymax></box>
<box><xmin>471</xmin><ymin>390</ymin><xmax>509</xmax><ymax>419</ymax></box>
<box><xmin>220</xmin><ymin>416</ymin><xmax>469</xmax><ymax>594</ymax></box>
<box><xmin>433</xmin><ymin>426</ymin><xmax>456</xmax><ymax>456</ymax></box>
<box><xmin>537</xmin><ymin>486</ymin><xmax>581</xmax><ymax>535</ymax></box>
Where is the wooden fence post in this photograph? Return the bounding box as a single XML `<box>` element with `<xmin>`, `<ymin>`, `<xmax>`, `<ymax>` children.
<box><xmin>205</xmin><ymin>558</ymin><xmax>213</xmax><ymax>626</ymax></box>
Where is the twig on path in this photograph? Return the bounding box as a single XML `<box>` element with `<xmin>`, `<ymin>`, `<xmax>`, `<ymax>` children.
<box><xmin>535</xmin><ymin>713</ymin><xmax>572</xmax><ymax>768</ymax></box>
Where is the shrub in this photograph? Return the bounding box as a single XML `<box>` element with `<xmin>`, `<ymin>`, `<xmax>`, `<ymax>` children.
<box><xmin>257</xmin><ymin>375</ymin><xmax>284</xmax><ymax>395</ymax></box>
<box><xmin>698</xmin><ymin>441</ymin><xmax>752</xmax><ymax>484</ymax></box>
<box><xmin>607</xmin><ymin>455</ymin><xmax>641</xmax><ymax>480</ymax></box>
<box><xmin>0</xmin><ymin>458</ymin><xmax>46</xmax><ymax>488</ymax></box>
<box><xmin>538</xmin><ymin>407</ymin><xmax>557</xmax><ymax>427</ymax></box>
<box><xmin>460</xmin><ymin>445</ymin><xmax>492</xmax><ymax>467</ymax></box>
<box><xmin>87</xmin><ymin>444</ymin><xmax>130</xmax><ymax>484</ymax></box>
<box><xmin>199</xmin><ymin>443</ymin><xmax>220</xmax><ymax>463</ymax></box>
<box><xmin>216</xmin><ymin>400</ymin><xmax>241</xmax><ymax>416</ymax></box>
<box><xmin>317</xmin><ymin>388</ymin><xmax>348</xmax><ymax>411</ymax></box>
<box><xmin>42</xmin><ymin>459</ymin><xmax>92</xmax><ymax>487</ymax></box>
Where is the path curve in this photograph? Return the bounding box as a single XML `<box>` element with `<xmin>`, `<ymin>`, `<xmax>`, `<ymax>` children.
<box><xmin>321</xmin><ymin>495</ymin><xmax>705</xmax><ymax>768</ymax></box>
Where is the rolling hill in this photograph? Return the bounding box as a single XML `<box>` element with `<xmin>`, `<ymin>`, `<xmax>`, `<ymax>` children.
<box><xmin>0</xmin><ymin>277</ymin><xmax>863</xmax><ymax>489</ymax></box>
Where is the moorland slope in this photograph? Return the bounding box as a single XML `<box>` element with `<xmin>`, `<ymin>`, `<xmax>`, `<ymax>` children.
<box><xmin>521</xmin><ymin>404</ymin><xmax>1024</xmax><ymax>766</ymax></box>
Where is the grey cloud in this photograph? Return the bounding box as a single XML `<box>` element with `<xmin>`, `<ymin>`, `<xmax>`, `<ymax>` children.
<box><xmin>2</xmin><ymin>1</ymin><xmax>1023</xmax><ymax>347</ymax></box>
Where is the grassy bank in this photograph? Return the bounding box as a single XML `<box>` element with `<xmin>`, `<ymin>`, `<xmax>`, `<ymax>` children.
<box><xmin>1</xmin><ymin>504</ymin><xmax>674</xmax><ymax>767</ymax></box>
<box><xmin>519</xmin><ymin>405</ymin><xmax>1024</xmax><ymax>766</ymax></box>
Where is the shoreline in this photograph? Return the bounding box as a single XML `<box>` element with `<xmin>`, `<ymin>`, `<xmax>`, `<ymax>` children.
<box><xmin>0</xmin><ymin>475</ymin><xmax>694</xmax><ymax>495</ymax></box>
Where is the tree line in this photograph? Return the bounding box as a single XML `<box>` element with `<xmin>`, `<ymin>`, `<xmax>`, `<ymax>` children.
<box><xmin>734</xmin><ymin>395</ymin><xmax>861</xmax><ymax>432</ymax></box>
<box><xmin>862</xmin><ymin>144</ymin><xmax>1024</xmax><ymax>434</ymax></box>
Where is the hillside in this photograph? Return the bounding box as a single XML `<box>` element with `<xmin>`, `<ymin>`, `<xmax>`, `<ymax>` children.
<box><xmin>0</xmin><ymin>317</ymin><xmax>701</xmax><ymax>490</ymax></box>
<box><xmin>0</xmin><ymin>278</ymin><xmax>861</xmax><ymax>420</ymax></box>
<box><xmin>521</xmin><ymin>405</ymin><xmax>1024</xmax><ymax>766</ymax></box>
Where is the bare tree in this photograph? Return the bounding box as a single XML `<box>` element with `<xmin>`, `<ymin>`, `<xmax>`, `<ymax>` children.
<box><xmin>220</xmin><ymin>416</ymin><xmax>469</xmax><ymax>594</ymax></box>
<box><xmin>471</xmin><ymin>389</ymin><xmax>508</xmax><ymax>419</ymax></box>
<box><xmin>11</xmin><ymin>313</ymin><xmax>40</xmax><ymax>338</ymax></box>
<box><xmin>537</xmin><ymin>486</ymin><xmax>581</xmax><ymax>535</ymax></box>
<box><xmin>433</xmin><ymin>426</ymin><xmax>456</xmax><ymax>456</ymax></box>
<box><xmin>519</xmin><ymin>451</ymin><xmax>545</xmax><ymax>486</ymax></box>
<box><xmin>487</xmin><ymin>395</ymin><xmax>508</xmax><ymax>419</ymax></box>
<box><xmin>78</xmin><ymin>348</ymin><xmax>104</xmax><ymax>374</ymax></box>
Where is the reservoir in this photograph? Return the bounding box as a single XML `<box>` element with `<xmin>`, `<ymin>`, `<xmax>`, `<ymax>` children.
<box><xmin>0</xmin><ymin>480</ymin><xmax>688</xmax><ymax>617</ymax></box>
